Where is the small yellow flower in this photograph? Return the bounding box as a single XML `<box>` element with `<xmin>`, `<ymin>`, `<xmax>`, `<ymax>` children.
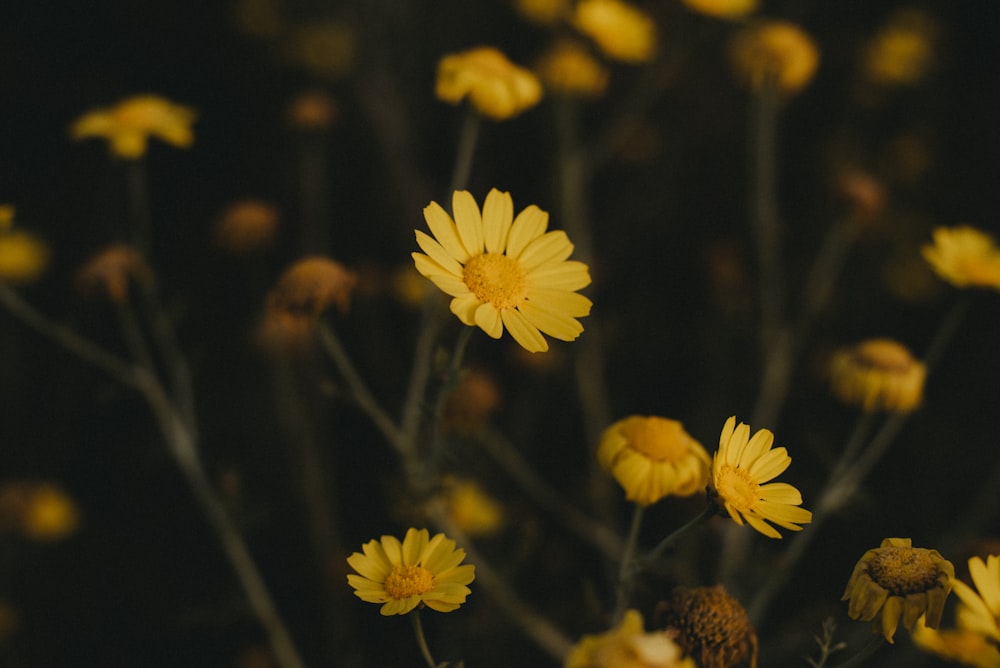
<box><xmin>912</xmin><ymin>614</ymin><xmax>1000</xmax><ymax>668</ymax></box>
<box><xmin>214</xmin><ymin>200</ymin><xmax>281</xmax><ymax>254</ymax></box>
<box><xmin>862</xmin><ymin>9</ymin><xmax>937</xmax><ymax>86</ymax></box>
<box><xmin>842</xmin><ymin>537</ymin><xmax>954</xmax><ymax>643</ymax></box>
<box><xmin>535</xmin><ymin>39</ymin><xmax>610</xmax><ymax>98</ymax></box>
<box><xmin>0</xmin><ymin>228</ymin><xmax>49</xmax><ymax>284</ymax></box>
<box><xmin>436</xmin><ymin>47</ymin><xmax>543</xmax><ymax>121</ymax></box>
<box><xmin>656</xmin><ymin>585</ymin><xmax>759</xmax><ymax>668</ymax></box>
<box><xmin>682</xmin><ymin>0</ymin><xmax>758</xmax><ymax>21</ymax></box>
<box><xmin>22</xmin><ymin>484</ymin><xmax>80</xmax><ymax>541</ymax></box>
<box><xmin>513</xmin><ymin>0</ymin><xmax>571</xmax><ymax>25</ymax></box>
<box><xmin>412</xmin><ymin>189</ymin><xmax>592</xmax><ymax>353</ymax></box>
<box><xmin>565</xmin><ymin>609</ymin><xmax>695</xmax><ymax>668</ymax></box>
<box><xmin>346</xmin><ymin>527</ymin><xmax>475</xmax><ymax>616</ymax></box>
<box><xmin>75</xmin><ymin>243</ymin><xmax>150</xmax><ymax>304</ymax></box>
<box><xmin>730</xmin><ymin>20</ymin><xmax>820</xmax><ymax>94</ymax></box>
<box><xmin>430</xmin><ymin>476</ymin><xmax>505</xmax><ymax>538</ymax></box>
<box><xmin>572</xmin><ymin>0</ymin><xmax>657</xmax><ymax>64</ymax></box>
<box><xmin>708</xmin><ymin>416</ymin><xmax>811</xmax><ymax>539</ymax></box>
<box><xmin>71</xmin><ymin>95</ymin><xmax>196</xmax><ymax>159</ymax></box>
<box><xmin>828</xmin><ymin>338</ymin><xmax>926</xmax><ymax>413</ymax></box>
<box><xmin>922</xmin><ymin>226</ymin><xmax>1000</xmax><ymax>291</ymax></box>
<box><xmin>597</xmin><ymin>416</ymin><xmax>711</xmax><ymax>506</ymax></box>
<box><xmin>952</xmin><ymin>555</ymin><xmax>1000</xmax><ymax>643</ymax></box>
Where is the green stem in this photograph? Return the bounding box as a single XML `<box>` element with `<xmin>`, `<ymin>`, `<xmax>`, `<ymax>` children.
<box><xmin>446</xmin><ymin>110</ymin><xmax>481</xmax><ymax>197</ymax></box>
<box><xmin>410</xmin><ymin>609</ymin><xmax>438</xmax><ymax>668</ymax></box>
<box><xmin>124</xmin><ymin>158</ymin><xmax>153</xmax><ymax>256</ymax></box>
<box><xmin>829</xmin><ymin>635</ymin><xmax>884</xmax><ymax>668</ymax></box>
<box><xmin>612</xmin><ymin>505</ymin><xmax>645</xmax><ymax>622</ymax></box>
<box><xmin>639</xmin><ymin>505</ymin><xmax>715</xmax><ymax>570</ymax></box>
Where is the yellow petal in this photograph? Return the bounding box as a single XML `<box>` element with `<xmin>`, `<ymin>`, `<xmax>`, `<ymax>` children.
<box><xmin>452</xmin><ymin>190</ymin><xmax>485</xmax><ymax>257</ymax></box>
<box><xmin>482</xmin><ymin>189</ymin><xmax>513</xmax><ymax>253</ymax></box>
<box><xmin>518</xmin><ymin>301</ymin><xmax>584</xmax><ymax>341</ymax></box>
<box><xmin>517</xmin><ymin>230</ymin><xmax>574</xmax><ymax>269</ymax></box>
<box><xmin>415</xmin><ymin>230</ymin><xmax>465</xmax><ymax>275</ymax></box>
<box><xmin>506</xmin><ymin>205</ymin><xmax>548</xmax><ymax>258</ymax></box>
<box><xmin>501</xmin><ymin>308</ymin><xmax>548</xmax><ymax>352</ymax></box>
<box><xmin>475</xmin><ymin>303</ymin><xmax>504</xmax><ymax>338</ymax></box>
<box><xmin>423</xmin><ymin>201</ymin><xmax>470</xmax><ymax>263</ymax></box>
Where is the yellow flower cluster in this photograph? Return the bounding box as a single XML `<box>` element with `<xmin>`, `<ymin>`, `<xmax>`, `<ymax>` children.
<box><xmin>436</xmin><ymin>47</ymin><xmax>543</xmax><ymax>120</ymax></box>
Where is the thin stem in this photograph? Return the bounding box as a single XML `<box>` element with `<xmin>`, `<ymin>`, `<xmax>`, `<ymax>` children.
<box><xmin>410</xmin><ymin>609</ymin><xmax>438</xmax><ymax>668</ymax></box>
<box><xmin>640</xmin><ymin>504</ymin><xmax>715</xmax><ymax>569</ymax></box>
<box><xmin>612</xmin><ymin>505</ymin><xmax>645</xmax><ymax>623</ymax></box>
<box><xmin>446</xmin><ymin>110</ymin><xmax>481</xmax><ymax>197</ymax></box>
<box><xmin>828</xmin><ymin>636</ymin><xmax>884</xmax><ymax>668</ymax></box>
<box><xmin>125</xmin><ymin>159</ymin><xmax>153</xmax><ymax>256</ymax></box>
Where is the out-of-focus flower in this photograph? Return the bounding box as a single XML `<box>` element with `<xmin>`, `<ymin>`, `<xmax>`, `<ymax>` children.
<box><xmin>597</xmin><ymin>416</ymin><xmax>710</xmax><ymax>506</ymax></box>
<box><xmin>535</xmin><ymin>39</ymin><xmax>610</xmax><ymax>98</ymax></box>
<box><xmin>565</xmin><ymin>609</ymin><xmax>695</xmax><ymax>668</ymax></box>
<box><xmin>286</xmin><ymin>90</ymin><xmax>339</xmax><ymax>131</ymax></box>
<box><xmin>436</xmin><ymin>47</ymin><xmax>543</xmax><ymax>120</ymax></box>
<box><xmin>75</xmin><ymin>243</ymin><xmax>150</xmax><ymax>304</ymax></box>
<box><xmin>682</xmin><ymin>0</ymin><xmax>757</xmax><ymax>21</ymax></box>
<box><xmin>829</xmin><ymin>338</ymin><xmax>926</xmax><ymax>413</ymax></box>
<box><xmin>412</xmin><ymin>189</ymin><xmax>592</xmax><ymax>353</ymax></box>
<box><xmin>232</xmin><ymin>0</ymin><xmax>285</xmax><ymax>39</ymax></box>
<box><xmin>346</xmin><ymin>527</ymin><xmax>475</xmax><ymax>615</ymax></box>
<box><xmin>429</xmin><ymin>476</ymin><xmax>505</xmax><ymax>538</ymax></box>
<box><xmin>862</xmin><ymin>9</ymin><xmax>937</xmax><ymax>86</ymax></box>
<box><xmin>922</xmin><ymin>226</ymin><xmax>1000</xmax><ymax>292</ymax></box>
<box><xmin>283</xmin><ymin>20</ymin><xmax>356</xmax><ymax>80</ymax></box>
<box><xmin>952</xmin><ymin>555</ymin><xmax>1000</xmax><ymax>643</ymax></box>
<box><xmin>912</xmin><ymin>614</ymin><xmax>1000</xmax><ymax>668</ymax></box>
<box><xmin>843</xmin><ymin>537</ymin><xmax>954</xmax><ymax>643</ymax></box>
<box><xmin>656</xmin><ymin>585</ymin><xmax>759</xmax><ymax>668</ymax></box>
<box><xmin>266</xmin><ymin>256</ymin><xmax>357</xmax><ymax>319</ymax></box>
<box><xmin>572</xmin><ymin>0</ymin><xmax>657</xmax><ymax>64</ymax></box>
<box><xmin>708</xmin><ymin>416</ymin><xmax>811</xmax><ymax>539</ymax></box>
<box><xmin>0</xmin><ymin>223</ymin><xmax>49</xmax><ymax>284</ymax></box>
<box><xmin>835</xmin><ymin>169</ymin><xmax>887</xmax><ymax>228</ymax></box>
<box><xmin>0</xmin><ymin>205</ymin><xmax>14</xmax><ymax>231</ymax></box>
<box><xmin>214</xmin><ymin>200</ymin><xmax>281</xmax><ymax>254</ymax></box>
<box><xmin>391</xmin><ymin>264</ymin><xmax>432</xmax><ymax>308</ymax></box>
<box><xmin>0</xmin><ymin>482</ymin><xmax>80</xmax><ymax>541</ymax></box>
<box><xmin>513</xmin><ymin>0</ymin><xmax>571</xmax><ymax>25</ymax></box>
<box><xmin>443</xmin><ymin>369</ymin><xmax>502</xmax><ymax>434</ymax></box>
<box><xmin>730</xmin><ymin>21</ymin><xmax>819</xmax><ymax>94</ymax></box>
<box><xmin>71</xmin><ymin>95</ymin><xmax>196</xmax><ymax>159</ymax></box>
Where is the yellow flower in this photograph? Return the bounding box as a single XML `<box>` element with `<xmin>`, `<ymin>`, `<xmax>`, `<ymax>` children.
<box><xmin>828</xmin><ymin>338</ymin><xmax>926</xmax><ymax>413</ymax></box>
<box><xmin>862</xmin><ymin>9</ymin><xmax>937</xmax><ymax>86</ymax></box>
<box><xmin>656</xmin><ymin>585</ymin><xmax>758</xmax><ymax>668</ymax></box>
<box><xmin>436</xmin><ymin>47</ymin><xmax>543</xmax><ymax>121</ymax></box>
<box><xmin>912</xmin><ymin>614</ymin><xmax>1000</xmax><ymax>668</ymax></box>
<box><xmin>22</xmin><ymin>484</ymin><xmax>80</xmax><ymax>541</ymax></box>
<box><xmin>922</xmin><ymin>226</ymin><xmax>1000</xmax><ymax>291</ymax></box>
<box><xmin>842</xmin><ymin>537</ymin><xmax>954</xmax><ymax>643</ymax></box>
<box><xmin>597</xmin><ymin>416</ymin><xmax>711</xmax><ymax>506</ymax></box>
<box><xmin>572</xmin><ymin>0</ymin><xmax>657</xmax><ymax>64</ymax></box>
<box><xmin>412</xmin><ymin>189</ymin><xmax>592</xmax><ymax>353</ymax></box>
<box><xmin>952</xmin><ymin>555</ymin><xmax>1000</xmax><ymax>643</ymax></box>
<box><xmin>346</xmin><ymin>527</ymin><xmax>475</xmax><ymax>615</ymax></box>
<box><xmin>513</xmin><ymin>0</ymin><xmax>571</xmax><ymax>25</ymax></box>
<box><xmin>0</xmin><ymin>228</ymin><xmax>49</xmax><ymax>284</ymax></box>
<box><xmin>431</xmin><ymin>476</ymin><xmax>505</xmax><ymax>538</ymax></box>
<box><xmin>565</xmin><ymin>609</ymin><xmax>695</xmax><ymax>668</ymax></box>
<box><xmin>71</xmin><ymin>95</ymin><xmax>196</xmax><ymax>159</ymax></box>
<box><xmin>214</xmin><ymin>199</ymin><xmax>281</xmax><ymax>254</ymax></box>
<box><xmin>708</xmin><ymin>416</ymin><xmax>811</xmax><ymax>539</ymax></box>
<box><xmin>535</xmin><ymin>39</ymin><xmax>610</xmax><ymax>98</ymax></box>
<box><xmin>682</xmin><ymin>0</ymin><xmax>758</xmax><ymax>21</ymax></box>
<box><xmin>730</xmin><ymin>20</ymin><xmax>820</xmax><ymax>94</ymax></box>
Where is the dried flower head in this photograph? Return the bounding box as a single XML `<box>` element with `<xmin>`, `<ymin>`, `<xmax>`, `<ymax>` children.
<box><xmin>0</xmin><ymin>482</ymin><xmax>80</xmax><ymax>541</ymax></box>
<box><xmin>75</xmin><ymin>243</ymin><xmax>150</xmax><ymax>304</ymax></box>
<box><xmin>730</xmin><ymin>21</ymin><xmax>820</xmax><ymax>94</ymax></box>
<box><xmin>214</xmin><ymin>200</ymin><xmax>281</xmax><ymax>254</ymax></box>
<box><xmin>843</xmin><ymin>537</ymin><xmax>954</xmax><ymax>643</ymax></box>
<box><xmin>513</xmin><ymin>0</ymin><xmax>571</xmax><ymax>25</ymax></box>
<box><xmin>597</xmin><ymin>416</ymin><xmax>711</xmax><ymax>506</ymax></box>
<box><xmin>285</xmin><ymin>90</ymin><xmax>339</xmax><ymax>131</ymax></box>
<box><xmin>656</xmin><ymin>585</ymin><xmax>759</xmax><ymax>668</ymax></box>
<box><xmin>436</xmin><ymin>47</ymin><xmax>543</xmax><ymax>120</ymax></box>
<box><xmin>71</xmin><ymin>95</ymin><xmax>196</xmax><ymax>159</ymax></box>
<box><xmin>829</xmin><ymin>338</ymin><xmax>926</xmax><ymax>413</ymax></box>
<box><xmin>0</xmin><ymin>226</ymin><xmax>49</xmax><ymax>284</ymax></box>
<box><xmin>443</xmin><ymin>369</ymin><xmax>502</xmax><ymax>434</ymax></box>
<box><xmin>266</xmin><ymin>256</ymin><xmax>357</xmax><ymax>319</ymax></box>
<box><xmin>952</xmin><ymin>555</ymin><xmax>1000</xmax><ymax>644</ymax></box>
<box><xmin>922</xmin><ymin>226</ymin><xmax>1000</xmax><ymax>292</ymax></box>
<box><xmin>682</xmin><ymin>0</ymin><xmax>757</xmax><ymax>21</ymax></box>
<box><xmin>565</xmin><ymin>609</ymin><xmax>696</xmax><ymax>668</ymax></box>
<box><xmin>572</xmin><ymin>0</ymin><xmax>657</xmax><ymax>64</ymax></box>
<box><xmin>535</xmin><ymin>39</ymin><xmax>610</xmax><ymax>98</ymax></box>
<box><xmin>912</xmin><ymin>613</ymin><xmax>1000</xmax><ymax>668</ymax></box>
<box><xmin>862</xmin><ymin>9</ymin><xmax>938</xmax><ymax>86</ymax></box>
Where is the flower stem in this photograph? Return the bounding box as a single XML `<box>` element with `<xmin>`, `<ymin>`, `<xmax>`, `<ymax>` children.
<box><xmin>639</xmin><ymin>504</ymin><xmax>715</xmax><ymax>570</ymax></box>
<box><xmin>410</xmin><ymin>609</ymin><xmax>439</xmax><ymax>668</ymax></box>
<box><xmin>612</xmin><ymin>504</ymin><xmax>645</xmax><ymax>623</ymax></box>
<box><xmin>446</xmin><ymin>110</ymin><xmax>481</xmax><ymax>197</ymax></box>
<box><xmin>828</xmin><ymin>635</ymin><xmax>884</xmax><ymax>668</ymax></box>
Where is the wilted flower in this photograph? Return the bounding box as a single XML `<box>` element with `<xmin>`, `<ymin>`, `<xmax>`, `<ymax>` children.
<box><xmin>71</xmin><ymin>95</ymin><xmax>196</xmax><ymax>159</ymax></box>
<box><xmin>656</xmin><ymin>585</ymin><xmax>759</xmax><ymax>668</ymax></box>
<box><xmin>266</xmin><ymin>256</ymin><xmax>357</xmax><ymax>319</ymax></box>
<box><xmin>535</xmin><ymin>39</ymin><xmax>610</xmax><ymax>98</ymax></box>
<box><xmin>682</xmin><ymin>0</ymin><xmax>757</xmax><ymax>21</ymax></box>
<box><xmin>922</xmin><ymin>226</ymin><xmax>1000</xmax><ymax>292</ymax></box>
<box><xmin>828</xmin><ymin>338</ymin><xmax>926</xmax><ymax>413</ymax></box>
<box><xmin>436</xmin><ymin>47</ymin><xmax>543</xmax><ymax>121</ymax></box>
<box><xmin>75</xmin><ymin>243</ymin><xmax>150</xmax><ymax>304</ymax></box>
<box><xmin>862</xmin><ymin>9</ymin><xmax>938</xmax><ymax>86</ymax></box>
<box><xmin>214</xmin><ymin>200</ymin><xmax>281</xmax><ymax>254</ymax></box>
<box><xmin>572</xmin><ymin>0</ymin><xmax>657</xmax><ymax>64</ymax></box>
<box><xmin>730</xmin><ymin>21</ymin><xmax>820</xmax><ymax>94</ymax></box>
<box><xmin>565</xmin><ymin>609</ymin><xmax>695</xmax><ymax>668</ymax></box>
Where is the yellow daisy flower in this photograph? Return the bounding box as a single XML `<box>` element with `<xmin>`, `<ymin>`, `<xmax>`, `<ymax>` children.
<box><xmin>435</xmin><ymin>47</ymin><xmax>543</xmax><ymax>121</ymax></box>
<box><xmin>922</xmin><ymin>226</ymin><xmax>1000</xmax><ymax>291</ymax></box>
<box><xmin>828</xmin><ymin>338</ymin><xmax>926</xmax><ymax>413</ymax></box>
<box><xmin>346</xmin><ymin>527</ymin><xmax>475</xmax><ymax>616</ymax></box>
<box><xmin>952</xmin><ymin>555</ymin><xmax>1000</xmax><ymax>643</ymax></box>
<box><xmin>572</xmin><ymin>0</ymin><xmax>657</xmax><ymax>65</ymax></box>
<box><xmin>682</xmin><ymin>0</ymin><xmax>758</xmax><ymax>21</ymax></box>
<box><xmin>708</xmin><ymin>416</ymin><xmax>812</xmax><ymax>539</ymax></box>
<box><xmin>729</xmin><ymin>20</ymin><xmax>820</xmax><ymax>94</ymax></box>
<box><xmin>411</xmin><ymin>189</ymin><xmax>592</xmax><ymax>353</ymax></box>
<box><xmin>565</xmin><ymin>609</ymin><xmax>695</xmax><ymax>668</ymax></box>
<box><xmin>842</xmin><ymin>537</ymin><xmax>954</xmax><ymax>643</ymax></box>
<box><xmin>71</xmin><ymin>94</ymin><xmax>197</xmax><ymax>159</ymax></box>
<box><xmin>535</xmin><ymin>39</ymin><xmax>610</xmax><ymax>98</ymax></box>
<box><xmin>912</xmin><ymin>614</ymin><xmax>1000</xmax><ymax>668</ymax></box>
<box><xmin>597</xmin><ymin>416</ymin><xmax>710</xmax><ymax>506</ymax></box>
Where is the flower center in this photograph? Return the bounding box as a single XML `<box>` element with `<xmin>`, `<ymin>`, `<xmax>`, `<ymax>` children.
<box><xmin>869</xmin><ymin>546</ymin><xmax>940</xmax><ymax>595</ymax></box>
<box><xmin>624</xmin><ymin>419</ymin><xmax>690</xmax><ymax>462</ymax></box>
<box><xmin>383</xmin><ymin>564</ymin><xmax>435</xmax><ymax>600</ymax></box>
<box><xmin>715</xmin><ymin>465</ymin><xmax>759</xmax><ymax>511</ymax></box>
<box><xmin>462</xmin><ymin>252</ymin><xmax>528</xmax><ymax>310</ymax></box>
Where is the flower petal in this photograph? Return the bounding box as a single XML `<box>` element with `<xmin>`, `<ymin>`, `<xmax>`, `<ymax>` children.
<box><xmin>450</xmin><ymin>293</ymin><xmax>482</xmax><ymax>326</ymax></box>
<box><xmin>526</xmin><ymin>260</ymin><xmax>592</xmax><ymax>291</ymax></box>
<box><xmin>506</xmin><ymin>205</ymin><xmax>548</xmax><ymax>258</ymax></box>
<box><xmin>527</xmin><ymin>288</ymin><xmax>593</xmax><ymax>318</ymax></box>
<box><xmin>482</xmin><ymin>189</ymin><xmax>513</xmax><ymax>253</ymax></box>
<box><xmin>518</xmin><ymin>301</ymin><xmax>584</xmax><ymax>341</ymax></box>
<box><xmin>475</xmin><ymin>302</ymin><xmax>504</xmax><ymax>338</ymax></box>
<box><xmin>517</xmin><ymin>230</ymin><xmax>574</xmax><ymax>270</ymax></box>
<box><xmin>415</xmin><ymin>230</ymin><xmax>465</xmax><ymax>276</ymax></box>
<box><xmin>452</xmin><ymin>190</ymin><xmax>484</xmax><ymax>257</ymax></box>
<box><xmin>424</xmin><ymin>201</ymin><xmax>470</xmax><ymax>263</ymax></box>
<box><xmin>501</xmin><ymin>308</ymin><xmax>548</xmax><ymax>352</ymax></box>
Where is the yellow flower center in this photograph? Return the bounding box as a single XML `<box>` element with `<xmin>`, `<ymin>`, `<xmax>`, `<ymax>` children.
<box><xmin>463</xmin><ymin>253</ymin><xmax>528</xmax><ymax>310</ymax></box>
<box><xmin>624</xmin><ymin>419</ymin><xmax>691</xmax><ymax>462</ymax></box>
<box><xmin>869</xmin><ymin>546</ymin><xmax>940</xmax><ymax>595</ymax></box>
<box><xmin>383</xmin><ymin>564</ymin><xmax>435</xmax><ymax>600</ymax></box>
<box><xmin>715</xmin><ymin>465</ymin><xmax>759</xmax><ymax>510</ymax></box>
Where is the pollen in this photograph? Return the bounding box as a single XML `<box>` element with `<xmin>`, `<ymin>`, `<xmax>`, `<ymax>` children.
<box><xmin>383</xmin><ymin>564</ymin><xmax>435</xmax><ymax>600</ymax></box>
<box><xmin>869</xmin><ymin>546</ymin><xmax>940</xmax><ymax>595</ymax></box>
<box><xmin>462</xmin><ymin>253</ymin><xmax>528</xmax><ymax>310</ymax></box>
<box><xmin>715</xmin><ymin>465</ymin><xmax>759</xmax><ymax>511</ymax></box>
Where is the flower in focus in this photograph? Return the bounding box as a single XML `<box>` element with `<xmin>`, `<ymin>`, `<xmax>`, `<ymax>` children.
<box><xmin>952</xmin><ymin>555</ymin><xmax>1000</xmax><ymax>643</ymax></box>
<box><xmin>828</xmin><ymin>338</ymin><xmax>926</xmax><ymax>413</ymax></box>
<box><xmin>862</xmin><ymin>9</ymin><xmax>937</xmax><ymax>87</ymax></box>
<box><xmin>912</xmin><ymin>614</ymin><xmax>1000</xmax><ymax>668</ymax></box>
<box><xmin>842</xmin><ymin>537</ymin><xmax>954</xmax><ymax>643</ymax></box>
<box><xmin>412</xmin><ymin>189</ymin><xmax>592</xmax><ymax>353</ymax></box>
<box><xmin>730</xmin><ymin>20</ymin><xmax>820</xmax><ymax>94</ymax></box>
<box><xmin>922</xmin><ymin>226</ymin><xmax>1000</xmax><ymax>292</ymax></box>
<box><xmin>346</xmin><ymin>527</ymin><xmax>475</xmax><ymax>615</ymax></box>
<box><xmin>565</xmin><ymin>609</ymin><xmax>695</xmax><ymax>668</ymax></box>
<box><xmin>656</xmin><ymin>585</ymin><xmax>759</xmax><ymax>668</ymax></box>
<box><xmin>0</xmin><ymin>482</ymin><xmax>80</xmax><ymax>541</ymax></box>
<box><xmin>572</xmin><ymin>0</ymin><xmax>657</xmax><ymax>64</ymax></box>
<box><xmin>0</xmin><ymin>226</ymin><xmax>49</xmax><ymax>284</ymax></box>
<box><xmin>682</xmin><ymin>0</ymin><xmax>757</xmax><ymax>21</ymax></box>
<box><xmin>214</xmin><ymin>200</ymin><xmax>281</xmax><ymax>254</ymax></box>
<box><xmin>429</xmin><ymin>476</ymin><xmax>505</xmax><ymax>538</ymax></box>
<box><xmin>436</xmin><ymin>47</ymin><xmax>543</xmax><ymax>121</ymax></box>
<box><xmin>513</xmin><ymin>0</ymin><xmax>571</xmax><ymax>25</ymax></box>
<box><xmin>708</xmin><ymin>416</ymin><xmax>812</xmax><ymax>539</ymax></box>
<box><xmin>535</xmin><ymin>39</ymin><xmax>610</xmax><ymax>98</ymax></box>
<box><xmin>75</xmin><ymin>243</ymin><xmax>150</xmax><ymax>304</ymax></box>
<box><xmin>597</xmin><ymin>416</ymin><xmax>711</xmax><ymax>506</ymax></box>
<box><xmin>71</xmin><ymin>95</ymin><xmax>196</xmax><ymax>159</ymax></box>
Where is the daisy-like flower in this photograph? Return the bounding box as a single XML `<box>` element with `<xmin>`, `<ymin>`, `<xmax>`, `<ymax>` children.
<box><xmin>411</xmin><ymin>189</ymin><xmax>592</xmax><ymax>353</ymax></box>
<box><xmin>597</xmin><ymin>416</ymin><xmax>711</xmax><ymax>506</ymax></box>
<box><xmin>682</xmin><ymin>0</ymin><xmax>758</xmax><ymax>21</ymax></box>
<box><xmin>952</xmin><ymin>555</ymin><xmax>1000</xmax><ymax>643</ymax></box>
<box><xmin>70</xmin><ymin>94</ymin><xmax>196</xmax><ymax>159</ymax></box>
<box><xmin>912</xmin><ymin>614</ymin><xmax>1000</xmax><ymax>668</ymax></box>
<box><xmin>346</xmin><ymin>527</ymin><xmax>475</xmax><ymax>616</ymax></box>
<box><xmin>842</xmin><ymin>537</ymin><xmax>954</xmax><ymax>643</ymax></box>
<box><xmin>572</xmin><ymin>0</ymin><xmax>657</xmax><ymax>64</ymax></box>
<box><xmin>708</xmin><ymin>416</ymin><xmax>812</xmax><ymax>539</ymax></box>
<box><xmin>565</xmin><ymin>609</ymin><xmax>695</xmax><ymax>668</ymax></box>
<box><xmin>436</xmin><ymin>47</ymin><xmax>543</xmax><ymax>121</ymax></box>
<box><xmin>922</xmin><ymin>226</ymin><xmax>1000</xmax><ymax>291</ymax></box>
<box><xmin>828</xmin><ymin>338</ymin><xmax>926</xmax><ymax>413</ymax></box>
<box><xmin>729</xmin><ymin>20</ymin><xmax>820</xmax><ymax>95</ymax></box>
<box><xmin>656</xmin><ymin>585</ymin><xmax>758</xmax><ymax>668</ymax></box>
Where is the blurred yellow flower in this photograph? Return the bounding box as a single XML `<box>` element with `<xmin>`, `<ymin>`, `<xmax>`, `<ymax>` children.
<box><xmin>829</xmin><ymin>338</ymin><xmax>926</xmax><ymax>413</ymax></box>
<box><xmin>75</xmin><ymin>243</ymin><xmax>150</xmax><ymax>304</ymax></box>
<box><xmin>597</xmin><ymin>416</ymin><xmax>710</xmax><ymax>506</ymax></box>
<box><xmin>412</xmin><ymin>189</ymin><xmax>592</xmax><ymax>353</ymax></box>
<box><xmin>71</xmin><ymin>95</ymin><xmax>196</xmax><ymax>159</ymax></box>
<box><xmin>285</xmin><ymin>90</ymin><xmax>339</xmax><ymax>131</ymax></box>
<box><xmin>922</xmin><ymin>226</ymin><xmax>1000</xmax><ymax>291</ymax></box>
<box><xmin>436</xmin><ymin>47</ymin><xmax>543</xmax><ymax>120</ymax></box>
<box><xmin>214</xmin><ymin>199</ymin><xmax>281</xmax><ymax>254</ymax></box>
<box><xmin>565</xmin><ymin>609</ymin><xmax>695</xmax><ymax>668</ymax></box>
<box><xmin>283</xmin><ymin>20</ymin><xmax>356</xmax><ymax>81</ymax></box>
<box><xmin>431</xmin><ymin>476</ymin><xmax>505</xmax><ymax>538</ymax></box>
<box><xmin>682</xmin><ymin>0</ymin><xmax>757</xmax><ymax>21</ymax></box>
<box><xmin>863</xmin><ymin>9</ymin><xmax>937</xmax><ymax>86</ymax></box>
<box><xmin>535</xmin><ymin>39</ymin><xmax>610</xmax><ymax>98</ymax></box>
<box><xmin>346</xmin><ymin>527</ymin><xmax>475</xmax><ymax>616</ymax></box>
<box><xmin>572</xmin><ymin>0</ymin><xmax>657</xmax><ymax>64</ymax></box>
<box><xmin>513</xmin><ymin>0</ymin><xmax>570</xmax><ymax>25</ymax></box>
<box><xmin>730</xmin><ymin>20</ymin><xmax>820</xmax><ymax>94</ymax></box>
<box><xmin>912</xmin><ymin>614</ymin><xmax>1000</xmax><ymax>668</ymax></box>
<box><xmin>0</xmin><ymin>222</ymin><xmax>49</xmax><ymax>285</ymax></box>
<box><xmin>952</xmin><ymin>555</ymin><xmax>1000</xmax><ymax>643</ymax></box>
<box><xmin>656</xmin><ymin>585</ymin><xmax>758</xmax><ymax>668</ymax></box>
<box><xmin>843</xmin><ymin>537</ymin><xmax>954</xmax><ymax>643</ymax></box>
<box><xmin>0</xmin><ymin>482</ymin><xmax>80</xmax><ymax>541</ymax></box>
<box><xmin>709</xmin><ymin>416</ymin><xmax>811</xmax><ymax>539</ymax></box>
